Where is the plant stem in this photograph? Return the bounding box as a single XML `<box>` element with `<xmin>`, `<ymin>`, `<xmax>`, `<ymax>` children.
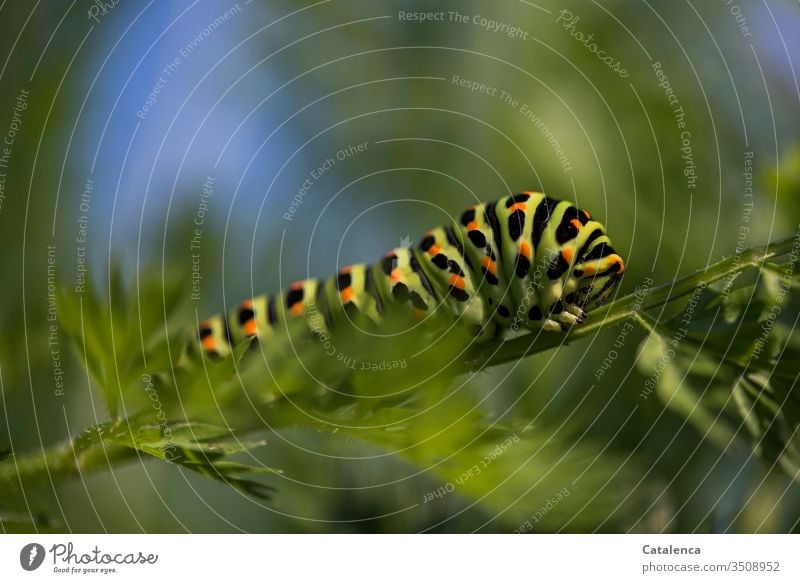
<box><xmin>478</xmin><ymin>232</ymin><xmax>800</xmax><ymax>368</ymax></box>
<box><xmin>0</xmin><ymin>434</ymin><xmax>136</xmax><ymax>497</ymax></box>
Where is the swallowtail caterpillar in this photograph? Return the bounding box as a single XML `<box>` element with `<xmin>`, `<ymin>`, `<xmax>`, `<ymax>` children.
<box><xmin>196</xmin><ymin>192</ymin><xmax>625</xmax><ymax>358</ymax></box>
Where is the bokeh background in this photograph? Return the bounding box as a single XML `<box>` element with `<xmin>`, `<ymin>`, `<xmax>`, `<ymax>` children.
<box><xmin>1</xmin><ymin>0</ymin><xmax>799</xmax><ymax>533</ymax></box>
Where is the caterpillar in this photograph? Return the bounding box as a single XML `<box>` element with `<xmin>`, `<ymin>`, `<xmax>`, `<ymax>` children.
<box><xmin>196</xmin><ymin>192</ymin><xmax>625</xmax><ymax>359</ymax></box>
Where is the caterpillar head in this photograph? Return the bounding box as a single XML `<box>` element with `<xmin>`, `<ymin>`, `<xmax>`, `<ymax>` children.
<box><xmin>568</xmin><ymin>246</ymin><xmax>625</xmax><ymax>311</ymax></box>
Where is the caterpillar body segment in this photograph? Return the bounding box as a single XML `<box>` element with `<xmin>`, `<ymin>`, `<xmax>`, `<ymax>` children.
<box><xmin>198</xmin><ymin>313</ymin><xmax>234</xmax><ymax>359</ymax></box>
<box><xmin>415</xmin><ymin>226</ymin><xmax>495</xmax><ymax>339</ymax></box>
<box><xmin>373</xmin><ymin>247</ymin><xmax>439</xmax><ymax>321</ymax></box>
<box><xmin>457</xmin><ymin>201</ymin><xmax>513</xmax><ymax>329</ymax></box>
<box><xmin>195</xmin><ymin>192</ymin><xmax>625</xmax><ymax>359</ymax></box>
<box><xmin>321</xmin><ymin>263</ymin><xmax>383</xmax><ymax>327</ymax></box>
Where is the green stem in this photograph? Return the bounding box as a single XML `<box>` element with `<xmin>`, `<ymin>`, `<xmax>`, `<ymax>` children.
<box><xmin>0</xmin><ymin>435</ymin><xmax>136</xmax><ymax>498</ymax></box>
<box><xmin>478</xmin><ymin>232</ymin><xmax>800</xmax><ymax>368</ymax></box>
<box><xmin>2</xmin><ymin>233</ymin><xmax>798</xmax><ymax>500</ymax></box>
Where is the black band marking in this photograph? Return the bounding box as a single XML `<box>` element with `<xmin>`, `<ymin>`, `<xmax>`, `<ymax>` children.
<box><xmin>505</xmin><ymin>192</ymin><xmax>531</xmax><ymax>207</ymax></box>
<box><xmin>381</xmin><ymin>254</ymin><xmax>398</xmax><ymax>275</ymax></box>
<box><xmin>485</xmin><ymin>202</ymin><xmax>502</xmax><ymax>249</ymax></box>
<box><xmin>267</xmin><ymin>296</ymin><xmax>278</xmax><ymax>325</ymax></box>
<box><xmin>286</xmin><ymin>287</ymin><xmax>304</xmax><ymax>308</ymax></box>
<box><xmin>444</xmin><ymin>227</ymin><xmax>466</xmax><ymax>258</ymax></box>
<box><xmin>576</xmin><ymin>229</ymin><xmax>604</xmax><ymax>261</ymax></box>
<box><xmin>409</xmin><ymin>254</ymin><xmax>437</xmax><ymax>298</ymax></box>
<box><xmin>447</xmin><ymin>259</ymin><xmax>465</xmax><ymax>276</ymax></box>
<box><xmin>547</xmin><ymin>253</ymin><xmax>570</xmax><ymax>280</ymax></box>
<box><xmin>238</xmin><ymin>306</ymin><xmax>255</xmax><ymax>325</ymax></box>
<box><xmin>460</xmin><ymin>208</ymin><xmax>476</xmax><ymax>226</ymax></box>
<box><xmin>531</xmin><ymin>196</ymin><xmax>560</xmax><ymax>249</ymax></box>
<box><xmin>364</xmin><ymin>268</ymin><xmax>384</xmax><ymax>315</ymax></box>
<box><xmin>392</xmin><ymin>282</ymin><xmax>410</xmax><ymax>301</ymax></box>
<box><xmin>583</xmin><ymin>243</ymin><xmax>616</xmax><ymax>262</ymax></box>
<box><xmin>432</xmin><ymin>253</ymin><xmax>449</xmax><ymax>269</ymax></box>
<box><xmin>449</xmin><ymin>286</ymin><xmax>470</xmax><ymax>302</ymax></box>
<box><xmin>419</xmin><ymin>235</ymin><xmax>435</xmax><ymax>252</ymax></box>
<box><xmin>555</xmin><ymin>207</ymin><xmax>580</xmax><ymax>245</ymax></box>
<box><xmin>482</xmin><ymin>268</ymin><xmax>499</xmax><ymax>286</ymax></box>
<box><xmin>336</xmin><ymin>272</ymin><xmax>352</xmax><ymax>290</ymax></box>
<box><xmin>515</xmin><ymin>253</ymin><xmax>531</xmax><ymax>278</ymax></box>
<box><xmin>508</xmin><ymin>210</ymin><xmax>525</xmax><ymax>241</ymax></box>
<box><xmin>468</xmin><ymin>229</ymin><xmax>486</xmax><ymax>248</ymax></box>
<box><xmin>409</xmin><ymin>291</ymin><xmax>429</xmax><ymax>311</ymax></box>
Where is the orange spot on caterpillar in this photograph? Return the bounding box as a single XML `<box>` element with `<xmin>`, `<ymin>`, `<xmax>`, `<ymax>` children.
<box><xmin>427</xmin><ymin>244</ymin><xmax>441</xmax><ymax>256</ymax></box>
<box><xmin>202</xmin><ymin>336</ymin><xmax>216</xmax><ymax>351</ymax></box>
<box><xmin>467</xmin><ymin>221</ymin><xmax>479</xmax><ymax>231</ymax></box>
<box><xmin>390</xmin><ymin>268</ymin><xmax>403</xmax><ymax>283</ymax></box>
<box><xmin>563</xmin><ymin>247</ymin><xmax>574</xmax><ymax>263</ymax></box>
<box><xmin>584</xmin><ymin>265</ymin><xmax>596</xmax><ymax>276</ymax></box>
<box><xmin>290</xmin><ymin>302</ymin><xmax>304</xmax><ymax>316</ymax></box>
<box><xmin>449</xmin><ymin>274</ymin><xmax>466</xmax><ymax>289</ymax></box>
<box><xmin>339</xmin><ymin>265</ymin><xmax>352</xmax><ymax>274</ymax></box>
<box><xmin>241</xmin><ymin>298</ymin><xmax>254</xmax><ymax>309</ymax></box>
<box><xmin>609</xmin><ymin>254</ymin><xmax>626</xmax><ymax>274</ymax></box>
<box><xmin>481</xmin><ymin>256</ymin><xmax>497</xmax><ymax>275</ymax></box>
<box><xmin>244</xmin><ymin>320</ymin><xmax>258</xmax><ymax>336</ymax></box>
<box><xmin>340</xmin><ymin>287</ymin><xmax>355</xmax><ymax>302</ymax></box>
<box><xmin>411</xmin><ymin>308</ymin><xmax>426</xmax><ymax>320</ymax></box>
<box><xmin>520</xmin><ymin>242</ymin><xmax>532</xmax><ymax>258</ymax></box>
<box><xmin>290</xmin><ymin>281</ymin><xmax>303</xmax><ymax>290</ymax></box>
<box><xmin>570</xmin><ymin>219</ymin><xmax>582</xmax><ymax>230</ymax></box>
<box><xmin>509</xmin><ymin>202</ymin><xmax>527</xmax><ymax>213</ymax></box>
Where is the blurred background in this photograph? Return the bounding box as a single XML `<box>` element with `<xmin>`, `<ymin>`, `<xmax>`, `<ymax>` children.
<box><xmin>1</xmin><ymin>0</ymin><xmax>799</xmax><ymax>533</ymax></box>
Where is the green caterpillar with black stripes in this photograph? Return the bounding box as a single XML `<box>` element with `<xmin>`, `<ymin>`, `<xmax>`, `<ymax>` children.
<box><xmin>196</xmin><ymin>191</ymin><xmax>625</xmax><ymax>358</ymax></box>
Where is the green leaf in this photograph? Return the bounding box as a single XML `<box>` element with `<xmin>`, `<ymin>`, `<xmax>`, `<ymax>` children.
<box><xmin>56</xmin><ymin>262</ymin><xmax>190</xmax><ymax>418</ymax></box>
<box><xmin>272</xmin><ymin>365</ymin><xmax>650</xmax><ymax>531</ymax></box>
<box><xmin>637</xmin><ymin>331</ymin><xmax>740</xmax><ymax>451</ymax></box>
<box><xmin>765</xmin><ymin>146</ymin><xmax>800</xmax><ymax>224</ymax></box>
<box><xmin>637</xmin><ymin>257</ymin><xmax>800</xmax><ymax>481</ymax></box>
<box><xmin>5</xmin><ymin>232</ymin><xmax>800</xmax><ymax>529</ymax></box>
<box><xmin>106</xmin><ymin>420</ymin><xmax>279</xmax><ymax>500</ymax></box>
<box><xmin>734</xmin><ymin>371</ymin><xmax>800</xmax><ymax>480</ymax></box>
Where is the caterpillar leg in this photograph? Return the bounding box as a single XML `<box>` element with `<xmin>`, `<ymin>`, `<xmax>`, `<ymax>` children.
<box><xmin>541</xmin><ymin>318</ymin><xmax>563</xmax><ymax>332</ymax></box>
<box><xmin>566</xmin><ymin>304</ymin><xmax>587</xmax><ymax>320</ymax></box>
<box><xmin>553</xmin><ymin>310</ymin><xmax>583</xmax><ymax>327</ymax></box>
